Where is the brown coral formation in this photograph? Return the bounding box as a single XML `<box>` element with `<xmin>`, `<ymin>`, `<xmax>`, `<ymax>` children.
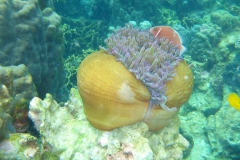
<box><xmin>0</xmin><ymin>65</ymin><xmax>37</xmax><ymax>133</ymax></box>
<box><xmin>0</xmin><ymin>0</ymin><xmax>66</xmax><ymax>102</ymax></box>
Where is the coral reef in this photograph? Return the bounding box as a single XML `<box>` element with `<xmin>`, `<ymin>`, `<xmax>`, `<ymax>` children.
<box><xmin>165</xmin><ymin>0</ymin><xmax>177</xmax><ymax>6</ymax></box>
<box><xmin>180</xmin><ymin>111</ymin><xmax>213</xmax><ymax>159</ymax></box>
<box><xmin>0</xmin><ymin>108</ymin><xmax>14</xmax><ymax>142</ymax></box>
<box><xmin>80</xmin><ymin>0</ymin><xmax>96</xmax><ymax>17</ymax></box>
<box><xmin>235</xmin><ymin>36</ymin><xmax>240</xmax><ymax>49</ymax></box>
<box><xmin>206</xmin><ymin>87</ymin><xmax>240</xmax><ymax>159</ymax></box>
<box><xmin>223</xmin><ymin>52</ymin><xmax>240</xmax><ymax>89</ymax></box>
<box><xmin>0</xmin><ymin>66</ymin><xmax>14</xmax><ymax>115</ymax></box>
<box><xmin>171</xmin><ymin>7</ymin><xmax>240</xmax><ymax>159</ymax></box>
<box><xmin>177</xmin><ymin>21</ymin><xmax>240</xmax><ymax>158</ymax></box>
<box><xmin>157</xmin><ymin>7</ymin><xmax>180</xmax><ymax>26</ymax></box>
<box><xmin>0</xmin><ymin>0</ymin><xmax>238</xmax><ymax>159</ymax></box>
<box><xmin>139</xmin><ymin>20</ymin><xmax>152</xmax><ymax>29</ymax></box>
<box><xmin>0</xmin><ymin>133</ymin><xmax>41</xmax><ymax>159</ymax></box>
<box><xmin>60</xmin><ymin>18</ymin><xmax>108</xmax><ymax>89</ymax></box>
<box><xmin>107</xmin><ymin>0</ymin><xmax>160</xmax><ymax>26</ymax></box>
<box><xmin>38</xmin><ymin>0</ymin><xmax>54</xmax><ymax>10</ymax></box>
<box><xmin>0</xmin><ymin>64</ymin><xmax>37</xmax><ymax>132</ymax></box>
<box><xmin>0</xmin><ymin>0</ymin><xmax>67</xmax><ymax>102</ymax></box>
<box><xmin>63</xmin><ymin>49</ymin><xmax>93</xmax><ymax>89</ymax></box>
<box><xmin>28</xmin><ymin>88</ymin><xmax>189</xmax><ymax>159</ymax></box>
<box><xmin>196</xmin><ymin>0</ymin><xmax>216</xmax><ymax>8</ymax></box>
<box><xmin>39</xmin><ymin>6</ymin><xmax>67</xmax><ymax>101</ymax></box>
<box><xmin>211</xmin><ymin>10</ymin><xmax>240</xmax><ymax>31</ymax></box>
<box><xmin>62</xmin><ymin>18</ymin><xmax>108</xmax><ymax>54</ymax></box>
<box><xmin>0</xmin><ymin>65</ymin><xmax>37</xmax><ymax>133</ymax></box>
<box><xmin>228</xmin><ymin>5</ymin><xmax>240</xmax><ymax>16</ymax></box>
<box><xmin>181</xmin><ymin>13</ymin><xmax>204</xmax><ymax>29</ymax></box>
<box><xmin>187</xmin><ymin>23</ymin><xmax>222</xmax><ymax>68</ymax></box>
<box><xmin>180</xmin><ymin>86</ymin><xmax>240</xmax><ymax>160</ymax></box>
<box><xmin>0</xmin><ymin>66</ymin><xmax>15</xmax><ymax>141</ymax></box>
<box><xmin>10</xmin><ymin>65</ymin><xmax>38</xmax><ymax>133</ymax></box>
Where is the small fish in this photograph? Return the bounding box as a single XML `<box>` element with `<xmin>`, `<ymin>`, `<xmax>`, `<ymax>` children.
<box><xmin>150</xmin><ymin>26</ymin><xmax>186</xmax><ymax>55</ymax></box>
<box><xmin>227</xmin><ymin>92</ymin><xmax>240</xmax><ymax>110</ymax></box>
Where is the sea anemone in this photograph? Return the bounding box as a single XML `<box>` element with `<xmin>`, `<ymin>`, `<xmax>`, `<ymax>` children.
<box><xmin>77</xmin><ymin>24</ymin><xmax>193</xmax><ymax>131</ymax></box>
<box><xmin>101</xmin><ymin>24</ymin><xmax>182</xmax><ymax>112</ymax></box>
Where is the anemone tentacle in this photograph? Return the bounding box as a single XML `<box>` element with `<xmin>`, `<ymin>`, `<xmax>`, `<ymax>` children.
<box><xmin>102</xmin><ymin>24</ymin><xmax>182</xmax><ymax>112</ymax></box>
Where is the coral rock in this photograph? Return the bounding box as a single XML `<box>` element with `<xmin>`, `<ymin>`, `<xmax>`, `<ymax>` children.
<box><xmin>0</xmin><ymin>64</ymin><xmax>37</xmax><ymax>133</ymax></box>
<box><xmin>0</xmin><ymin>0</ymin><xmax>67</xmax><ymax>102</ymax></box>
<box><xmin>28</xmin><ymin>88</ymin><xmax>189</xmax><ymax>159</ymax></box>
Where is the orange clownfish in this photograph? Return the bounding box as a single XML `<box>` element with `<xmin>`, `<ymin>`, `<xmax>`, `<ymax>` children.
<box><xmin>150</xmin><ymin>26</ymin><xmax>186</xmax><ymax>55</ymax></box>
<box><xmin>227</xmin><ymin>92</ymin><xmax>240</xmax><ymax>110</ymax></box>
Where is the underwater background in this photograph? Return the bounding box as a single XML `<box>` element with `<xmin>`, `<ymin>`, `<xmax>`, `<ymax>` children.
<box><xmin>0</xmin><ymin>0</ymin><xmax>240</xmax><ymax>159</ymax></box>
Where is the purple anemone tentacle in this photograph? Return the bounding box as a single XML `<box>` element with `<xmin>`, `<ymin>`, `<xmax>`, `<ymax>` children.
<box><xmin>102</xmin><ymin>24</ymin><xmax>182</xmax><ymax>112</ymax></box>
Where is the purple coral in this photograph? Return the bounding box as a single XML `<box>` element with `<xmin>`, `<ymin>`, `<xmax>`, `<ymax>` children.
<box><xmin>101</xmin><ymin>24</ymin><xmax>182</xmax><ymax>112</ymax></box>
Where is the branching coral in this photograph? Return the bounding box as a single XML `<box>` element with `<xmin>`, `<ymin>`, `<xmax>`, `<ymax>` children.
<box><xmin>62</xmin><ymin>18</ymin><xmax>108</xmax><ymax>55</ymax></box>
<box><xmin>64</xmin><ymin>48</ymin><xmax>94</xmax><ymax>89</ymax></box>
<box><xmin>157</xmin><ymin>7</ymin><xmax>180</xmax><ymax>26</ymax></box>
<box><xmin>182</xmin><ymin>14</ymin><xmax>204</xmax><ymax>29</ymax></box>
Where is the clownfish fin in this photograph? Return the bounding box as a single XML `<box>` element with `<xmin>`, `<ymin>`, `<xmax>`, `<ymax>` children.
<box><xmin>180</xmin><ymin>45</ymin><xmax>187</xmax><ymax>56</ymax></box>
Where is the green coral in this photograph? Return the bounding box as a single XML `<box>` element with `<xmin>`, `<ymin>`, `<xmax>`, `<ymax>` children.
<box><xmin>228</xmin><ymin>5</ymin><xmax>240</xmax><ymax>16</ymax></box>
<box><xmin>12</xmin><ymin>98</ymin><xmax>29</xmax><ymax>132</ymax></box>
<box><xmin>0</xmin><ymin>133</ymin><xmax>41</xmax><ymax>159</ymax></box>
<box><xmin>182</xmin><ymin>14</ymin><xmax>204</xmax><ymax>29</ymax></box>
<box><xmin>235</xmin><ymin>35</ymin><xmax>240</xmax><ymax>49</ymax></box>
<box><xmin>52</xmin><ymin>0</ymin><xmax>66</xmax><ymax>3</ymax></box>
<box><xmin>61</xmin><ymin>23</ymin><xmax>77</xmax><ymax>45</ymax></box>
<box><xmin>165</xmin><ymin>0</ymin><xmax>177</xmax><ymax>5</ymax></box>
<box><xmin>64</xmin><ymin>48</ymin><xmax>94</xmax><ymax>90</ymax></box>
<box><xmin>61</xmin><ymin>18</ymin><xmax>108</xmax><ymax>55</ymax></box>
<box><xmin>61</xmin><ymin>19</ymin><xmax>108</xmax><ymax>90</ymax></box>
<box><xmin>188</xmin><ymin>23</ymin><xmax>222</xmax><ymax>66</ymax></box>
<box><xmin>0</xmin><ymin>104</ymin><xmax>14</xmax><ymax>141</ymax></box>
<box><xmin>157</xmin><ymin>7</ymin><xmax>180</xmax><ymax>26</ymax></box>
<box><xmin>41</xmin><ymin>151</ymin><xmax>59</xmax><ymax>159</ymax></box>
<box><xmin>211</xmin><ymin>10</ymin><xmax>240</xmax><ymax>31</ymax></box>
